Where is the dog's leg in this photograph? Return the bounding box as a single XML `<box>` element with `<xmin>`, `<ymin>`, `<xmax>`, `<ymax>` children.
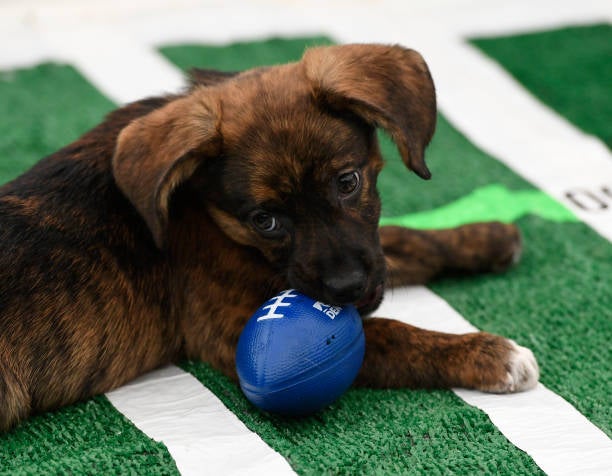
<box><xmin>374</xmin><ymin>222</ymin><xmax>536</xmax><ymax>392</ymax></box>
<box><xmin>356</xmin><ymin>318</ymin><xmax>538</xmax><ymax>392</ymax></box>
<box><xmin>381</xmin><ymin>222</ymin><xmax>522</xmax><ymax>286</ymax></box>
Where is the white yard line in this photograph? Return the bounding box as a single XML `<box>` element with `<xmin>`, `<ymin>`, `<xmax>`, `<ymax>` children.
<box><xmin>376</xmin><ymin>286</ymin><xmax>612</xmax><ymax>476</ymax></box>
<box><xmin>44</xmin><ymin>27</ymin><xmax>186</xmax><ymax>105</ymax></box>
<box><xmin>0</xmin><ymin>27</ymin><xmax>54</xmax><ymax>71</ymax></box>
<box><xmin>411</xmin><ymin>36</ymin><xmax>612</xmax><ymax>243</ymax></box>
<box><xmin>106</xmin><ymin>365</ymin><xmax>296</xmax><ymax>476</ymax></box>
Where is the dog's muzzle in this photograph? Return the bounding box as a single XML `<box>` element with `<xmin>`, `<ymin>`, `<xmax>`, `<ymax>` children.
<box><xmin>322</xmin><ymin>269</ymin><xmax>368</xmax><ymax>304</ymax></box>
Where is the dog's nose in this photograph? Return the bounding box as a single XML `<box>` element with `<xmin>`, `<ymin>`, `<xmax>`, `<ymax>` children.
<box><xmin>323</xmin><ymin>270</ymin><xmax>367</xmax><ymax>304</ymax></box>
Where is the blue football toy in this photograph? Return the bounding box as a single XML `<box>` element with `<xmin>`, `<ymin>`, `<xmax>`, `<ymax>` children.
<box><xmin>236</xmin><ymin>289</ymin><xmax>365</xmax><ymax>416</ymax></box>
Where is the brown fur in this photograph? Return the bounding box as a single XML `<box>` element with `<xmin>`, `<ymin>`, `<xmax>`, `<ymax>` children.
<box><xmin>0</xmin><ymin>44</ymin><xmax>537</xmax><ymax>432</ymax></box>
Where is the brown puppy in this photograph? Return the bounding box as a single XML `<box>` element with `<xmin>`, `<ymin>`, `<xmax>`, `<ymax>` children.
<box><xmin>0</xmin><ymin>44</ymin><xmax>538</xmax><ymax>432</ymax></box>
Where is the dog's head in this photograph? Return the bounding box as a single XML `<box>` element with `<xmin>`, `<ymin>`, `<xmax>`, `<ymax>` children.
<box><xmin>112</xmin><ymin>44</ymin><xmax>436</xmax><ymax>311</ymax></box>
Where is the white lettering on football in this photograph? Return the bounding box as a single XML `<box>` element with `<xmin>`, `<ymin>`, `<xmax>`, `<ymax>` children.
<box><xmin>313</xmin><ymin>301</ymin><xmax>342</xmax><ymax>320</ymax></box>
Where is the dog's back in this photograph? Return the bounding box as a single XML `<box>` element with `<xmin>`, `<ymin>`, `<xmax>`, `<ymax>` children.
<box><xmin>0</xmin><ymin>97</ymin><xmax>180</xmax><ymax>427</ymax></box>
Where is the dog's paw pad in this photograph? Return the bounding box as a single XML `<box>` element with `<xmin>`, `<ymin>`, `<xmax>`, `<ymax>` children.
<box><xmin>494</xmin><ymin>340</ymin><xmax>539</xmax><ymax>393</ymax></box>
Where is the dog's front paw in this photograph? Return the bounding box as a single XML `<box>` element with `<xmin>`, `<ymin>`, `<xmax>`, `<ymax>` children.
<box><xmin>441</xmin><ymin>222</ymin><xmax>523</xmax><ymax>276</ymax></box>
<box><xmin>461</xmin><ymin>334</ymin><xmax>539</xmax><ymax>393</ymax></box>
<box><xmin>485</xmin><ymin>339</ymin><xmax>539</xmax><ymax>393</ymax></box>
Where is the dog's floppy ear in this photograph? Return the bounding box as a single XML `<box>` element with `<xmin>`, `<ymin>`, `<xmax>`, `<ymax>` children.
<box><xmin>303</xmin><ymin>44</ymin><xmax>436</xmax><ymax>179</ymax></box>
<box><xmin>112</xmin><ymin>92</ymin><xmax>221</xmax><ymax>248</ymax></box>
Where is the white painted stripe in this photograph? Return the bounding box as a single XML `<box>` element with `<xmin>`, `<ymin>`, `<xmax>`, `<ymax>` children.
<box><xmin>0</xmin><ymin>25</ymin><xmax>55</xmax><ymax>70</ymax></box>
<box><xmin>411</xmin><ymin>37</ymin><xmax>612</xmax><ymax>243</ymax></box>
<box><xmin>44</xmin><ymin>27</ymin><xmax>186</xmax><ymax>105</ymax></box>
<box><xmin>376</xmin><ymin>286</ymin><xmax>612</xmax><ymax>476</ymax></box>
<box><xmin>384</xmin><ymin>0</ymin><xmax>612</xmax><ymax>38</ymax></box>
<box><xmin>106</xmin><ymin>365</ymin><xmax>296</xmax><ymax>476</ymax></box>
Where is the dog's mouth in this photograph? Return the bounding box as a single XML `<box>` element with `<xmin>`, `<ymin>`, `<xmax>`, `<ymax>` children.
<box><xmin>287</xmin><ymin>262</ymin><xmax>385</xmax><ymax>315</ymax></box>
<box><xmin>354</xmin><ymin>283</ymin><xmax>384</xmax><ymax>315</ymax></box>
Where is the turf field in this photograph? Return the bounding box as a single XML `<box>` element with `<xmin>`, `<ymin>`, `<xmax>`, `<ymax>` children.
<box><xmin>0</xmin><ymin>2</ymin><xmax>610</xmax><ymax>474</ymax></box>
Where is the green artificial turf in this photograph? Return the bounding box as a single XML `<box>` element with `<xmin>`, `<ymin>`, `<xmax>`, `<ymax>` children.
<box><xmin>379</xmin><ymin>184</ymin><xmax>577</xmax><ymax>229</ymax></box>
<box><xmin>160</xmin><ymin>36</ymin><xmax>333</xmax><ymax>73</ymax></box>
<box><xmin>0</xmin><ymin>63</ymin><xmax>114</xmax><ymax>185</ymax></box>
<box><xmin>471</xmin><ymin>23</ymin><xmax>612</xmax><ymax>149</ymax></box>
<box><xmin>0</xmin><ymin>397</ymin><xmax>179</xmax><ymax>476</ymax></box>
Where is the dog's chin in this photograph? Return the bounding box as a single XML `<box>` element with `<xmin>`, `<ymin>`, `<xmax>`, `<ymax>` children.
<box><xmin>354</xmin><ymin>282</ymin><xmax>385</xmax><ymax>316</ymax></box>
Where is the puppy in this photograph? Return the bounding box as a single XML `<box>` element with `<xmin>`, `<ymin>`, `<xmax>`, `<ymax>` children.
<box><xmin>0</xmin><ymin>44</ymin><xmax>538</xmax><ymax>432</ymax></box>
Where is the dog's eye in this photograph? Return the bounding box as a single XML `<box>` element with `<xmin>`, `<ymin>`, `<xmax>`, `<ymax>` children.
<box><xmin>337</xmin><ymin>171</ymin><xmax>361</xmax><ymax>196</ymax></box>
<box><xmin>250</xmin><ymin>211</ymin><xmax>280</xmax><ymax>234</ymax></box>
